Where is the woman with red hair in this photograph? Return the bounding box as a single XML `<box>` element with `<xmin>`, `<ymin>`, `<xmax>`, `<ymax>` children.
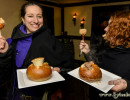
<box><xmin>80</xmin><ymin>10</ymin><xmax>130</xmax><ymax>100</ymax></box>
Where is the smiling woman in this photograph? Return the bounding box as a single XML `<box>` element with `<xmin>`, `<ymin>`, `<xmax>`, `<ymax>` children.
<box><xmin>21</xmin><ymin>3</ymin><xmax>43</xmax><ymax>33</ymax></box>
<box><xmin>0</xmin><ymin>1</ymin><xmax>73</xmax><ymax>100</ymax></box>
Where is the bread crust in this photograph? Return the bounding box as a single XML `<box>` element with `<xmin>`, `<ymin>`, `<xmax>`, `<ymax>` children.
<box><xmin>0</xmin><ymin>18</ymin><xmax>5</xmax><ymax>29</ymax></box>
<box><xmin>79</xmin><ymin>62</ymin><xmax>102</xmax><ymax>82</ymax></box>
<box><xmin>26</xmin><ymin>58</ymin><xmax>52</xmax><ymax>82</ymax></box>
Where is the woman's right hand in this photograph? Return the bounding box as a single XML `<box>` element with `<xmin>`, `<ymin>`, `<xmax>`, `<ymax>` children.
<box><xmin>79</xmin><ymin>40</ymin><xmax>90</xmax><ymax>54</ymax></box>
<box><xmin>108</xmin><ymin>79</ymin><xmax>127</xmax><ymax>92</ymax></box>
<box><xmin>0</xmin><ymin>35</ymin><xmax>9</xmax><ymax>53</ymax></box>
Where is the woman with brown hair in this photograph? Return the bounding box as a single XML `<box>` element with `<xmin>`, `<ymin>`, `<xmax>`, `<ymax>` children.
<box><xmin>0</xmin><ymin>2</ymin><xmax>73</xmax><ymax>100</ymax></box>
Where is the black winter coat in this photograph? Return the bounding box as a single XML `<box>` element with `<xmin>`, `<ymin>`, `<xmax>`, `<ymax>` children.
<box><xmin>85</xmin><ymin>45</ymin><xmax>130</xmax><ymax>100</ymax></box>
<box><xmin>0</xmin><ymin>23</ymin><xmax>73</xmax><ymax>99</ymax></box>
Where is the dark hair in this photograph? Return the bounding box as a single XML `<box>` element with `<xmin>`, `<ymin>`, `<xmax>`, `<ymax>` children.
<box><xmin>20</xmin><ymin>2</ymin><xmax>43</xmax><ymax>18</ymax></box>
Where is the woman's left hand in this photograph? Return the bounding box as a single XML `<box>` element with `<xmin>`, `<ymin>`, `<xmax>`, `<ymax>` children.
<box><xmin>108</xmin><ymin>79</ymin><xmax>127</xmax><ymax>92</ymax></box>
<box><xmin>52</xmin><ymin>67</ymin><xmax>60</xmax><ymax>72</ymax></box>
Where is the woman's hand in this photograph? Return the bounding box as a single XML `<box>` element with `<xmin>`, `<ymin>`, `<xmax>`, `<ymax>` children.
<box><xmin>109</xmin><ymin>79</ymin><xmax>127</xmax><ymax>92</ymax></box>
<box><xmin>79</xmin><ymin>40</ymin><xmax>90</xmax><ymax>54</ymax></box>
<box><xmin>52</xmin><ymin>67</ymin><xmax>60</xmax><ymax>72</ymax></box>
<box><xmin>0</xmin><ymin>35</ymin><xmax>9</xmax><ymax>53</ymax></box>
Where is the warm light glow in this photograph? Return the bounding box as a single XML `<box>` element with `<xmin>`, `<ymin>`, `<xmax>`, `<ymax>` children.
<box><xmin>72</xmin><ymin>13</ymin><xmax>76</xmax><ymax>26</ymax></box>
<box><xmin>80</xmin><ymin>21</ymin><xmax>84</xmax><ymax>24</ymax></box>
<box><xmin>80</xmin><ymin>18</ymin><xmax>85</xmax><ymax>28</ymax></box>
<box><xmin>80</xmin><ymin>18</ymin><xmax>85</xmax><ymax>24</ymax></box>
<box><xmin>73</xmin><ymin>13</ymin><xmax>76</xmax><ymax>18</ymax></box>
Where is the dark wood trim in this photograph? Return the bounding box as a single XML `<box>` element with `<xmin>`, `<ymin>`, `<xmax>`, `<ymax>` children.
<box><xmin>62</xmin><ymin>0</ymin><xmax>130</xmax><ymax>7</ymax></box>
<box><xmin>26</xmin><ymin>0</ymin><xmax>130</xmax><ymax>7</ymax></box>
<box><xmin>26</xmin><ymin>0</ymin><xmax>62</xmax><ymax>7</ymax></box>
<box><xmin>56</xmin><ymin>35</ymin><xmax>91</xmax><ymax>40</ymax></box>
<box><xmin>61</xmin><ymin>7</ymin><xmax>64</xmax><ymax>33</ymax></box>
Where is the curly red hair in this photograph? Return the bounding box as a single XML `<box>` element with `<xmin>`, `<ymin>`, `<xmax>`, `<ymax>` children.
<box><xmin>105</xmin><ymin>10</ymin><xmax>130</xmax><ymax>48</ymax></box>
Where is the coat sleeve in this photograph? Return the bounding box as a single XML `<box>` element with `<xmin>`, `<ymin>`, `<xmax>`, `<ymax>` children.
<box><xmin>52</xmin><ymin>36</ymin><xmax>74</xmax><ymax>70</ymax></box>
<box><xmin>41</xmin><ymin>31</ymin><xmax>74</xmax><ymax>70</ymax></box>
<box><xmin>124</xmin><ymin>79</ymin><xmax>130</xmax><ymax>93</ymax></box>
<box><xmin>0</xmin><ymin>46</ymin><xmax>13</xmax><ymax>85</ymax></box>
<box><xmin>46</xmin><ymin>33</ymin><xmax>74</xmax><ymax>77</ymax></box>
<box><xmin>84</xmin><ymin>49</ymin><xmax>98</xmax><ymax>64</ymax></box>
<box><xmin>54</xmin><ymin>38</ymin><xmax>74</xmax><ymax>79</ymax></box>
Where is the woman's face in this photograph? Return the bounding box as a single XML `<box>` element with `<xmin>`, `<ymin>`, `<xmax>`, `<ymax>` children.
<box><xmin>21</xmin><ymin>5</ymin><xmax>43</xmax><ymax>34</ymax></box>
<box><xmin>104</xmin><ymin>19</ymin><xmax>111</xmax><ymax>33</ymax></box>
<box><xmin>103</xmin><ymin>19</ymin><xmax>111</xmax><ymax>39</ymax></box>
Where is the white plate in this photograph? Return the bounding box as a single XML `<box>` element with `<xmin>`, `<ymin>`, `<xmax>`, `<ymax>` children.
<box><xmin>68</xmin><ymin>67</ymin><xmax>121</xmax><ymax>93</ymax></box>
<box><xmin>17</xmin><ymin>69</ymin><xmax>65</xmax><ymax>89</ymax></box>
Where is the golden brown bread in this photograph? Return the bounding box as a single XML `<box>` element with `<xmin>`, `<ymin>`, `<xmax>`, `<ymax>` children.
<box><xmin>79</xmin><ymin>29</ymin><xmax>87</xmax><ymax>35</ymax></box>
<box><xmin>79</xmin><ymin>61</ymin><xmax>102</xmax><ymax>82</ymax></box>
<box><xmin>0</xmin><ymin>18</ymin><xmax>5</xmax><ymax>29</ymax></box>
<box><xmin>26</xmin><ymin>57</ymin><xmax>52</xmax><ymax>82</ymax></box>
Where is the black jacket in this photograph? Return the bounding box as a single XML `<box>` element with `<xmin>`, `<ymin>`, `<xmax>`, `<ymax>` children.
<box><xmin>11</xmin><ymin>23</ymin><xmax>73</xmax><ymax>69</ymax></box>
<box><xmin>0</xmin><ymin>23</ymin><xmax>73</xmax><ymax>99</ymax></box>
<box><xmin>85</xmin><ymin>45</ymin><xmax>130</xmax><ymax>100</ymax></box>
